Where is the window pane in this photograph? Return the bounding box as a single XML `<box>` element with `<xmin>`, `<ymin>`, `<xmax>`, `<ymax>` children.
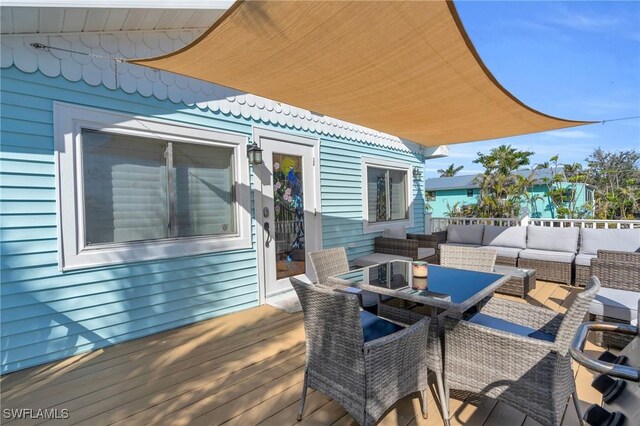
<box><xmin>367</xmin><ymin>167</ymin><xmax>388</xmax><ymax>223</ymax></box>
<box><xmin>389</xmin><ymin>169</ymin><xmax>408</xmax><ymax>220</ymax></box>
<box><xmin>173</xmin><ymin>142</ymin><xmax>234</xmax><ymax>237</ymax></box>
<box><xmin>82</xmin><ymin>130</ymin><xmax>168</xmax><ymax>245</ymax></box>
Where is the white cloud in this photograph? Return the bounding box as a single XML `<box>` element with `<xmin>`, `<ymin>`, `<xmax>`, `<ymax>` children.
<box><xmin>544</xmin><ymin>130</ymin><xmax>597</xmax><ymax>139</ymax></box>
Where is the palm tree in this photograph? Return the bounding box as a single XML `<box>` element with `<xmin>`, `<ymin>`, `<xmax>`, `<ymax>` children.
<box><xmin>438</xmin><ymin>164</ymin><xmax>464</xmax><ymax>177</ymax></box>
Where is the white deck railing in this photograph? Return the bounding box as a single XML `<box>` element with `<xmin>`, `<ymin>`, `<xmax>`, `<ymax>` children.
<box><xmin>526</xmin><ymin>218</ymin><xmax>639</xmax><ymax>229</ymax></box>
<box><xmin>427</xmin><ymin>215</ymin><xmax>639</xmax><ymax>233</ymax></box>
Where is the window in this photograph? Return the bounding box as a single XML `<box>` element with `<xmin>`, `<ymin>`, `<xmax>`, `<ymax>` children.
<box><xmin>55</xmin><ymin>103</ymin><xmax>251</xmax><ymax>270</ymax></box>
<box><xmin>585</xmin><ymin>188</ymin><xmax>594</xmax><ymax>203</ymax></box>
<box><xmin>362</xmin><ymin>158</ymin><xmax>412</xmax><ymax>233</ymax></box>
<box><xmin>426</xmin><ymin>191</ymin><xmax>436</xmax><ymax>201</ymax></box>
<box><xmin>466</xmin><ymin>189</ymin><xmax>474</xmax><ymax>197</ymax></box>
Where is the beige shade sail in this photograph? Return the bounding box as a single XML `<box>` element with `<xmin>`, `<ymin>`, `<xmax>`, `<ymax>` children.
<box><xmin>132</xmin><ymin>0</ymin><xmax>594</xmax><ymax>146</ymax></box>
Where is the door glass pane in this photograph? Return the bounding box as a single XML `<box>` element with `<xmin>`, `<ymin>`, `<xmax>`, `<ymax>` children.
<box><xmin>273</xmin><ymin>154</ymin><xmax>305</xmax><ymax>279</ymax></box>
<box><xmin>82</xmin><ymin>129</ymin><xmax>168</xmax><ymax>245</ymax></box>
<box><xmin>173</xmin><ymin>142</ymin><xmax>234</xmax><ymax>237</ymax></box>
<box><xmin>389</xmin><ymin>169</ymin><xmax>408</xmax><ymax>220</ymax></box>
<box><xmin>367</xmin><ymin>166</ymin><xmax>387</xmax><ymax>223</ymax></box>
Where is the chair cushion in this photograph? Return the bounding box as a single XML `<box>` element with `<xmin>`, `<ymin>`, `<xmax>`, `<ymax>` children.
<box><xmin>527</xmin><ymin>226</ymin><xmax>579</xmax><ymax>253</ymax></box>
<box><xmin>575</xmin><ymin>253</ymin><xmax>596</xmax><ymax>267</ymax></box>
<box><xmin>482</xmin><ymin>225</ymin><xmax>527</xmax><ymax>248</ymax></box>
<box><xmin>589</xmin><ymin>288</ymin><xmax>640</xmax><ymax>322</ymax></box>
<box><xmin>468</xmin><ymin>313</ymin><xmax>555</xmax><ymax>342</ymax></box>
<box><xmin>579</xmin><ymin>228</ymin><xmax>640</xmax><ymax>255</ymax></box>
<box><xmin>417</xmin><ymin>247</ymin><xmax>436</xmax><ymax>260</ymax></box>
<box><xmin>383</xmin><ymin>225</ymin><xmax>407</xmax><ymax>240</ymax></box>
<box><xmin>519</xmin><ymin>249</ymin><xmax>575</xmax><ymax>263</ymax></box>
<box><xmin>360</xmin><ymin>310</ymin><xmax>403</xmax><ymax>342</ymax></box>
<box><xmin>447</xmin><ymin>224</ymin><xmax>484</xmax><ymax>245</ymax></box>
<box><xmin>479</xmin><ymin>245</ymin><xmax>522</xmax><ymax>259</ymax></box>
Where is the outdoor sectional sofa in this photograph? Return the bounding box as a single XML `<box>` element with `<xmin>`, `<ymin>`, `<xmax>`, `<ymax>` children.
<box><xmin>432</xmin><ymin>224</ymin><xmax>640</xmax><ymax>286</ymax></box>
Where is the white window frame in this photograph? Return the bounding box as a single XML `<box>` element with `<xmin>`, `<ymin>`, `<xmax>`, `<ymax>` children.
<box><xmin>361</xmin><ymin>157</ymin><xmax>413</xmax><ymax>234</ymax></box>
<box><xmin>54</xmin><ymin>102</ymin><xmax>251</xmax><ymax>271</ymax></box>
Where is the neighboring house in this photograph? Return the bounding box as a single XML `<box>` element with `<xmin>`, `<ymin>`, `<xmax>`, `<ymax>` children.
<box><xmin>425</xmin><ymin>169</ymin><xmax>595</xmax><ymax>218</ymax></box>
<box><xmin>0</xmin><ymin>4</ymin><xmax>447</xmax><ymax>373</ymax></box>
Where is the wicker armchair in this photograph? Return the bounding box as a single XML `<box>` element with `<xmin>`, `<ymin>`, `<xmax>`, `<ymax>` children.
<box><xmin>597</xmin><ymin>249</ymin><xmax>640</xmax><ymax>264</ymax></box>
<box><xmin>589</xmin><ymin>253</ymin><xmax>640</xmax><ymax>348</ymax></box>
<box><xmin>291</xmin><ymin>277</ymin><xmax>431</xmax><ymax>425</ymax></box>
<box><xmin>439</xmin><ymin>244</ymin><xmax>497</xmax><ymax>273</ymax></box>
<box><xmin>443</xmin><ymin>276</ymin><xmax>600</xmax><ymax>426</ymax></box>
<box><xmin>374</xmin><ymin>232</ymin><xmax>441</xmax><ymax>263</ymax></box>
<box><xmin>308</xmin><ymin>247</ymin><xmax>379</xmax><ymax>309</ymax></box>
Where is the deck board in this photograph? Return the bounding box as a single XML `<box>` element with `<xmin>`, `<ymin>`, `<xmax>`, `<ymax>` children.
<box><xmin>1</xmin><ymin>281</ymin><xmax>604</xmax><ymax>425</ymax></box>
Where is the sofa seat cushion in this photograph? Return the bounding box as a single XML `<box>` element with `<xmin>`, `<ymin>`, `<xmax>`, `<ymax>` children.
<box><xmin>482</xmin><ymin>225</ymin><xmax>527</xmax><ymax>248</ymax></box>
<box><xmin>446</xmin><ymin>224</ymin><xmax>484</xmax><ymax>245</ymax></box>
<box><xmin>575</xmin><ymin>253</ymin><xmax>596</xmax><ymax>267</ymax></box>
<box><xmin>417</xmin><ymin>247</ymin><xmax>436</xmax><ymax>260</ymax></box>
<box><xmin>360</xmin><ymin>310</ymin><xmax>403</xmax><ymax>342</ymax></box>
<box><xmin>468</xmin><ymin>313</ymin><xmax>555</xmax><ymax>342</ymax></box>
<box><xmin>480</xmin><ymin>245</ymin><xmax>521</xmax><ymax>259</ymax></box>
<box><xmin>579</xmin><ymin>228</ymin><xmax>640</xmax><ymax>255</ymax></box>
<box><xmin>589</xmin><ymin>288</ymin><xmax>640</xmax><ymax>322</ymax></box>
<box><xmin>527</xmin><ymin>226</ymin><xmax>579</xmax><ymax>253</ymax></box>
<box><xmin>383</xmin><ymin>225</ymin><xmax>407</xmax><ymax>240</ymax></box>
<box><xmin>519</xmin><ymin>249</ymin><xmax>575</xmax><ymax>263</ymax></box>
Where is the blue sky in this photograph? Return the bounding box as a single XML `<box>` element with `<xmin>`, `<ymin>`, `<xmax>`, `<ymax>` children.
<box><xmin>425</xmin><ymin>1</ymin><xmax>640</xmax><ymax>178</ymax></box>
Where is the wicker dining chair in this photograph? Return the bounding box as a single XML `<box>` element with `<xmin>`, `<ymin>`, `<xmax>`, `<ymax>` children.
<box><xmin>439</xmin><ymin>244</ymin><xmax>498</xmax><ymax>272</ymax></box>
<box><xmin>308</xmin><ymin>247</ymin><xmax>380</xmax><ymax>309</ymax></box>
<box><xmin>291</xmin><ymin>277</ymin><xmax>431</xmax><ymax>425</ymax></box>
<box><xmin>443</xmin><ymin>276</ymin><xmax>601</xmax><ymax>426</ymax></box>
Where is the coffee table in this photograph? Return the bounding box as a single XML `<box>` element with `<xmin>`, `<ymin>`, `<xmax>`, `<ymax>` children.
<box><xmin>493</xmin><ymin>265</ymin><xmax>536</xmax><ymax>298</ymax></box>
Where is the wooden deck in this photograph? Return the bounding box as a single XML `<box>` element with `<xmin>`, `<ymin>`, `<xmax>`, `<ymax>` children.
<box><xmin>1</xmin><ymin>281</ymin><xmax>606</xmax><ymax>425</ymax></box>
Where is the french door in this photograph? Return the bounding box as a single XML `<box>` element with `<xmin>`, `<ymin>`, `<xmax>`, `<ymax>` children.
<box><xmin>253</xmin><ymin>129</ymin><xmax>320</xmax><ymax>300</ymax></box>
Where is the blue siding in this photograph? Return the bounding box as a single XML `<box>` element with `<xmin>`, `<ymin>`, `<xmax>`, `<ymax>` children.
<box><xmin>0</xmin><ymin>66</ymin><xmax>426</xmax><ymax>374</ymax></box>
<box><xmin>427</xmin><ymin>183</ymin><xmax>591</xmax><ymax>218</ymax></box>
<box><xmin>320</xmin><ymin>140</ymin><xmax>425</xmax><ymax>260</ymax></box>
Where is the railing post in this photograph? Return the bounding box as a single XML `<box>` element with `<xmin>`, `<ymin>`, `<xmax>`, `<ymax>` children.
<box><xmin>424</xmin><ymin>211</ymin><xmax>432</xmax><ymax>234</ymax></box>
<box><xmin>518</xmin><ymin>207</ymin><xmax>529</xmax><ymax>227</ymax></box>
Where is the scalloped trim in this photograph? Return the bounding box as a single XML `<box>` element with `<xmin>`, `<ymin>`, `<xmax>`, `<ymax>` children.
<box><xmin>1</xmin><ymin>30</ymin><xmax>418</xmax><ymax>153</ymax></box>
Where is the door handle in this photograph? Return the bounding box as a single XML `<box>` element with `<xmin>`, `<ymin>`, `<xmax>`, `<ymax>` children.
<box><xmin>264</xmin><ymin>222</ymin><xmax>273</xmax><ymax>248</ymax></box>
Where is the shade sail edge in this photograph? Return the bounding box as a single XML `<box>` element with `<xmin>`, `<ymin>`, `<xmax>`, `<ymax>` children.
<box><xmin>130</xmin><ymin>0</ymin><xmax>596</xmax><ymax>147</ymax></box>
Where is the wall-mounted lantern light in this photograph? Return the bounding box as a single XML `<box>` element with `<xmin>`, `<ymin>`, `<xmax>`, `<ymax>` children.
<box><xmin>247</xmin><ymin>141</ymin><xmax>263</xmax><ymax>165</ymax></box>
<box><xmin>412</xmin><ymin>166</ymin><xmax>422</xmax><ymax>180</ymax></box>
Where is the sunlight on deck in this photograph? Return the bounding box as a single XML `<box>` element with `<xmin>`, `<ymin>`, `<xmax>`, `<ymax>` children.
<box><xmin>1</xmin><ymin>281</ymin><xmax>605</xmax><ymax>425</ymax></box>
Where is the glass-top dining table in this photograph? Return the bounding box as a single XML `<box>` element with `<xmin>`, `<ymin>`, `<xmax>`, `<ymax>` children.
<box><xmin>327</xmin><ymin>260</ymin><xmax>509</xmax><ymax>315</ymax></box>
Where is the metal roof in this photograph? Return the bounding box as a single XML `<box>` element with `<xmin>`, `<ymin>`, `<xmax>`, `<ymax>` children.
<box><xmin>425</xmin><ymin>168</ymin><xmax>559</xmax><ymax>191</ymax></box>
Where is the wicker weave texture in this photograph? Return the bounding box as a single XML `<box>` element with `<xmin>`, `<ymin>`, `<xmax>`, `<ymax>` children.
<box><xmin>377</xmin><ymin>299</ymin><xmax>443</xmax><ymax>374</ymax></box>
<box><xmin>308</xmin><ymin>247</ymin><xmax>349</xmax><ymax>285</ymax></box>
<box><xmin>495</xmin><ymin>255</ymin><xmax>518</xmax><ymax>267</ymax></box>
<box><xmin>574</xmin><ymin>265</ymin><xmax>591</xmax><ymax>287</ymax></box>
<box><xmin>444</xmin><ymin>277</ymin><xmax>600</xmax><ymax>426</ymax></box>
<box><xmin>440</xmin><ymin>245</ymin><xmax>497</xmax><ymax>272</ymax></box>
<box><xmin>591</xmin><ymin>259</ymin><xmax>640</xmax><ymax>292</ymax></box>
<box><xmin>517</xmin><ymin>258</ymin><xmax>572</xmax><ymax>285</ymax></box>
<box><xmin>597</xmin><ymin>250</ymin><xmax>640</xmax><ymax>263</ymax></box>
<box><xmin>374</xmin><ymin>237</ymin><xmax>420</xmax><ymax>260</ymax></box>
<box><xmin>291</xmin><ymin>277</ymin><xmax>431</xmax><ymax>425</ymax></box>
<box><xmin>495</xmin><ymin>270</ymin><xmax>536</xmax><ymax>298</ymax></box>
